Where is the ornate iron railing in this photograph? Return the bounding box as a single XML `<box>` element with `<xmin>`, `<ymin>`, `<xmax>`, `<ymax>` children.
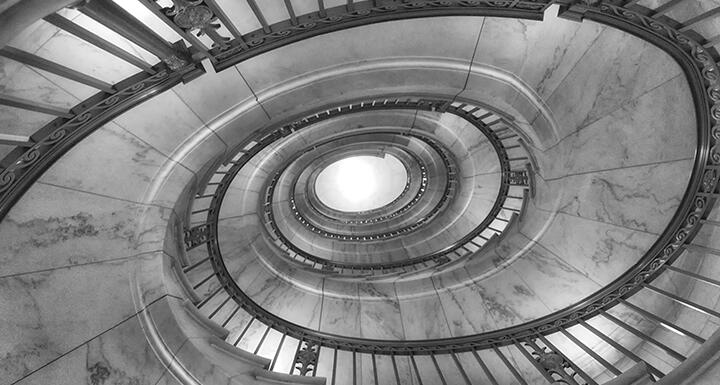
<box><xmin>1</xmin><ymin>0</ymin><xmax>720</xmax><ymax>384</ymax></box>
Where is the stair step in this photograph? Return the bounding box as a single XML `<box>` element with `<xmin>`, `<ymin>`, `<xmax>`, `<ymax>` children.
<box><xmin>182</xmin><ymin>300</ymin><xmax>229</xmax><ymax>339</ymax></box>
<box><xmin>209</xmin><ymin>335</ymin><xmax>270</xmax><ymax>369</ymax></box>
<box><xmin>172</xmin><ymin>261</ymin><xmax>202</xmax><ymax>304</ymax></box>
<box><xmin>252</xmin><ymin>369</ymin><xmax>326</xmax><ymax>385</ymax></box>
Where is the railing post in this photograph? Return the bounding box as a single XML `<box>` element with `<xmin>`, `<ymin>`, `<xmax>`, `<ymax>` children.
<box><xmin>78</xmin><ymin>0</ymin><xmax>191</xmax><ymax>70</ymax></box>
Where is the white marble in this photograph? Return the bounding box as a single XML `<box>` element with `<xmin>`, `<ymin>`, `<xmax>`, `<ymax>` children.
<box><xmin>509</xmin><ymin>238</ymin><xmax>602</xmax><ymax>312</ymax></box>
<box><xmin>0</xmin><ymin>251</ymin><xmax>173</xmax><ymax>384</ymax></box>
<box><xmin>237</xmin><ymin>17</ymin><xmax>482</xmax><ymax>94</ymax></box>
<box><xmin>357</xmin><ymin>282</ymin><xmax>405</xmax><ymax>340</ymax></box>
<box><xmin>12</xmin><ymin>300</ymin><xmax>174</xmax><ymax>385</ymax></box>
<box><xmin>113</xmin><ymin>89</ymin><xmax>227</xmax><ymax>173</ymax></box>
<box><xmin>545</xmin><ymin>26</ymin><xmax>682</xmax><ymax>140</ymax></box>
<box><xmin>469</xmin><ymin>267</ymin><xmax>549</xmax><ymax>329</ymax></box>
<box><xmin>537</xmin><ymin>74</ymin><xmax>695</xmax><ymax>180</ymax></box>
<box><xmin>396</xmin><ymin>279</ymin><xmax>451</xmax><ymax>340</ymax></box>
<box><xmin>542</xmin><ymin>159</ymin><xmax>692</xmax><ymax>235</ymax></box>
<box><xmin>37</xmin><ymin>122</ymin><xmax>184</xmax><ymax>206</ymax></box>
<box><xmin>172</xmin><ymin>67</ymin><xmax>255</xmax><ymax>124</ymax></box>
<box><xmin>433</xmin><ymin>271</ymin><xmax>499</xmax><ymax>336</ymax></box>
<box><xmin>528</xmin><ymin>212</ymin><xmax>659</xmax><ymax>287</ymax></box>
<box><xmin>0</xmin><ymin>183</ymin><xmax>169</xmax><ymax>277</ymax></box>
<box><xmin>257</xmin><ymin>64</ymin><xmax>469</xmax><ymax>119</ymax></box>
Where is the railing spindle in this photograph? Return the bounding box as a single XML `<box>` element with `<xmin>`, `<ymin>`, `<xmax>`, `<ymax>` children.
<box><xmin>579</xmin><ymin>319</ymin><xmax>665</xmax><ymax>379</ymax></box>
<box><xmin>559</xmin><ymin>327</ymin><xmax>622</xmax><ymax>376</ymax></box>
<box><xmin>472</xmin><ymin>350</ymin><xmax>499</xmax><ymax>385</ymax></box>
<box><xmin>493</xmin><ymin>346</ymin><xmax>529</xmax><ymax>385</ymax></box>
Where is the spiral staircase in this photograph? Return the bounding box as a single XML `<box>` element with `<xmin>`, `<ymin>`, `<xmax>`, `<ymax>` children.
<box><xmin>1</xmin><ymin>0</ymin><xmax>720</xmax><ymax>384</ymax></box>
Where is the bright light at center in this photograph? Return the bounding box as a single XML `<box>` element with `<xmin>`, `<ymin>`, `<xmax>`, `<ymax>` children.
<box><xmin>335</xmin><ymin>157</ymin><xmax>377</xmax><ymax>202</ymax></box>
<box><xmin>315</xmin><ymin>154</ymin><xmax>407</xmax><ymax>212</ymax></box>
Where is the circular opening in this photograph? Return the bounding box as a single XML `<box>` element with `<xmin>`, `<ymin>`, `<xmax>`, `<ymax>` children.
<box><xmin>315</xmin><ymin>154</ymin><xmax>407</xmax><ymax>212</ymax></box>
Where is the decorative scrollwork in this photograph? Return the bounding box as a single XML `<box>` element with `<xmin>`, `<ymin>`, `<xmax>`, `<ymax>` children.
<box><xmin>292</xmin><ymin>340</ymin><xmax>320</xmax><ymax>376</ymax></box>
<box><xmin>211</xmin><ymin>0</ymin><xmax>551</xmax><ymax>65</ymax></box>
<box><xmin>163</xmin><ymin>0</ymin><xmax>230</xmax><ymax>48</ymax></box>
<box><xmin>524</xmin><ymin>339</ymin><xmax>581</xmax><ymax>385</ymax></box>
<box><xmin>507</xmin><ymin>169</ymin><xmax>530</xmax><ymax>186</ymax></box>
<box><xmin>198</xmin><ymin>1</ymin><xmax>720</xmax><ymax>355</ymax></box>
<box><xmin>0</xmin><ymin>67</ymin><xmax>196</xmax><ymax>220</ymax></box>
<box><xmin>184</xmin><ymin>223</ymin><xmax>213</xmax><ymax>250</ymax></box>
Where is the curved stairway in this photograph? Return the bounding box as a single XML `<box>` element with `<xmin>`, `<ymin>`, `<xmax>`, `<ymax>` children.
<box><xmin>1</xmin><ymin>1</ymin><xmax>720</xmax><ymax>385</ymax></box>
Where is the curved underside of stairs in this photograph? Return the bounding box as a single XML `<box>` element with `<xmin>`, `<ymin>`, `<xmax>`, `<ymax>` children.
<box><xmin>1</xmin><ymin>1</ymin><xmax>720</xmax><ymax>385</ymax></box>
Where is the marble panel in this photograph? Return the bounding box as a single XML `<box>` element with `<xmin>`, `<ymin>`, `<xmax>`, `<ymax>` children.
<box><xmin>458</xmin><ymin>73</ymin><xmax>538</xmax><ymax>126</ymax></box>
<box><xmin>518</xmin><ymin>195</ymin><xmax>559</xmax><ymax>241</ymax></box>
<box><xmin>173</xmin><ymin>67</ymin><xmax>256</xmax><ymax>124</ymax></box>
<box><xmin>0</xmin><ymin>253</ymin><xmax>173</xmax><ymax>383</ymax></box>
<box><xmin>529</xmin><ymin>212</ymin><xmax>659</xmax><ymax>287</ymax></box>
<box><xmin>396</xmin><ymin>279</ymin><xmax>451</xmax><ymax>339</ymax></box>
<box><xmin>545</xmin><ymin>159</ymin><xmax>692</xmax><ymax>235</ymax></box>
<box><xmin>217</xmin><ymin>214</ymin><xmax>263</xmax><ymax>254</ymax></box>
<box><xmin>0</xmin><ymin>183</ymin><xmax>170</xmax><ymax>277</ymax></box>
<box><xmin>320</xmin><ymin>279</ymin><xmax>361</xmax><ymax>336</ymax></box>
<box><xmin>146</xmin><ymin>162</ymin><xmax>197</xmax><ymax>212</ymax></box>
<box><xmin>545</xmin><ymin>26</ymin><xmax>682</xmax><ymax>139</ymax></box>
<box><xmin>11</xmin><ymin>302</ymin><xmax>174</xmax><ymax>385</ymax></box>
<box><xmin>540</xmin><ymin>74</ymin><xmax>695</xmax><ymax>179</ymax></box>
<box><xmin>243</xmin><ymin>268</ymin><xmax>323</xmax><ymax>329</ymax></box>
<box><xmin>237</xmin><ymin>17</ymin><xmax>481</xmax><ymax>92</ymax></box>
<box><xmin>509</xmin><ymin>240</ymin><xmax>602</xmax><ymax>312</ymax></box>
<box><xmin>257</xmin><ymin>66</ymin><xmax>468</xmax><ymax>119</ymax></box>
<box><xmin>112</xmin><ymin>88</ymin><xmax>225</xmax><ymax>168</ymax></box>
<box><xmin>211</xmin><ymin>102</ymin><xmax>271</xmax><ymax>155</ymax></box>
<box><xmin>37</xmin><ymin>122</ymin><xmax>182</xmax><ymax>205</ymax></box>
<box><xmin>432</xmin><ymin>269</ymin><xmax>498</xmax><ymax>335</ymax></box>
<box><xmin>470</xmin><ymin>267</ymin><xmax>549</xmax><ymax>329</ymax></box>
<box><xmin>474</xmin><ymin>16</ymin><xmax>605</xmax><ymax>99</ymax></box>
<box><xmin>358</xmin><ymin>282</ymin><xmax>405</xmax><ymax>340</ymax></box>
<box><xmin>6</xmin><ymin>18</ymin><xmax>62</xmax><ymax>54</ymax></box>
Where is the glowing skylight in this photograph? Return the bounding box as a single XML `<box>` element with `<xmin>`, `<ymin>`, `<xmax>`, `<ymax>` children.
<box><xmin>315</xmin><ymin>154</ymin><xmax>407</xmax><ymax>212</ymax></box>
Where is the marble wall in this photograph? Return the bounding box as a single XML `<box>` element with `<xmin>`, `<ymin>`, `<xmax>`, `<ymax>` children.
<box><xmin>0</xmin><ymin>2</ymin><xmax>715</xmax><ymax>384</ymax></box>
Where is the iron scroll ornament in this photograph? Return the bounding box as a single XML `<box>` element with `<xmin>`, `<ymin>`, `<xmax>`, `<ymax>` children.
<box><xmin>0</xmin><ymin>0</ymin><xmax>714</xmax><ymax>358</ymax></box>
<box><xmin>201</xmin><ymin>3</ymin><xmax>720</xmax><ymax>354</ymax></box>
<box><xmin>0</xmin><ymin>63</ymin><xmax>205</xmax><ymax>221</ymax></box>
<box><xmin>208</xmin><ymin>0</ymin><xmax>554</xmax><ymax>71</ymax></box>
